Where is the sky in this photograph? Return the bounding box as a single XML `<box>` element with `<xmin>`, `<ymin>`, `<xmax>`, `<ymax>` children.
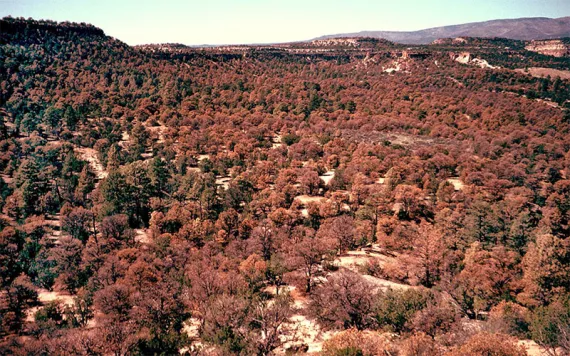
<box><xmin>1</xmin><ymin>0</ymin><xmax>569</xmax><ymax>45</ymax></box>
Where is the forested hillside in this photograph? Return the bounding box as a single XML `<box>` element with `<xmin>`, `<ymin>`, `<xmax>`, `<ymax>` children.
<box><xmin>1</xmin><ymin>17</ymin><xmax>570</xmax><ymax>355</ymax></box>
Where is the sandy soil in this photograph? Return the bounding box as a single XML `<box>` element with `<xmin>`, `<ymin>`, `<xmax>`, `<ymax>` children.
<box><xmin>182</xmin><ymin>317</ymin><xmax>201</xmax><ymax>339</ymax></box>
<box><xmin>0</xmin><ymin>174</ymin><xmax>13</xmax><ymax>184</ymax></box>
<box><xmin>335</xmin><ymin>251</ymin><xmax>412</xmax><ymax>291</ymax></box>
<box><xmin>215</xmin><ymin>176</ymin><xmax>231</xmax><ymax>190</ymax></box>
<box><xmin>275</xmin><ymin>285</ymin><xmax>335</xmax><ymax>353</ymax></box>
<box><xmin>147</xmin><ymin>123</ymin><xmax>167</xmax><ymax>144</ymax></box>
<box><xmin>75</xmin><ymin>147</ymin><xmax>108</xmax><ymax>180</ymax></box>
<box><xmin>319</xmin><ymin>171</ymin><xmax>335</xmax><ymax>186</ymax></box>
<box><xmin>517</xmin><ymin>339</ymin><xmax>558</xmax><ymax>356</ymax></box>
<box><xmin>272</xmin><ymin>133</ymin><xmax>282</xmax><ymax>149</ymax></box>
<box><xmin>515</xmin><ymin>67</ymin><xmax>570</xmax><ymax>80</ymax></box>
<box><xmin>134</xmin><ymin>228</ymin><xmax>151</xmax><ymax>244</ymax></box>
<box><xmin>26</xmin><ymin>289</ymin><xmax>75</xmax><ymax>322</ymax></box>
<box><xmin>141</xmin><ymin>152</ymin><xmax>154</xmax><ymax>159</ymax></box>
<box><xmin>294</xmin><ymin>195</ymin><xmax>327</xmax><ymax>217</ymax></box>
<box><xmin>447</xmin><ymin>177</ymin><xmax>464</xmax><ymax>190</ymax></box>
<box><xmin>45</xmin><ymin>214</ymin><xmax>62</xmax><ymax>242</ymax></box>
<box><xmin>294</xmin><ymin>195</ymin><xmax>327</xmax><ymax>205</ymax></box>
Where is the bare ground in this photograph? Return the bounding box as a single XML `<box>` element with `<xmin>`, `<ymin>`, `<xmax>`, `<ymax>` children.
<box><xmin>447</xmin><ymin>177</ymin><xmax>464</xmax><ymax>190</ymax></box>
<box><xmin>319</xmin><ymin>171</ymin><xmax>335</xmax><ymax>186</ymax></box>
<box><xmin>75</xmin><ymin>147</ymin><xmax>108</xmax><ymax>180</ymax></box>
<box><xmin>515</xmin><ymin>67</ymin><xmax>570</xmax><ymax>80</ymax></box>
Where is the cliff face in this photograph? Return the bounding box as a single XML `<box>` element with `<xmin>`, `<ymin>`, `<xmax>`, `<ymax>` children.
<box><xmin>525</xmin><ymin>39</ymin><xmax>570</xmax><ymax>57</ymax></box>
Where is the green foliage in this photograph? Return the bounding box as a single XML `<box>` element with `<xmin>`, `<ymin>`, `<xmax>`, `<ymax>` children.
<box><xmin>529</xmin><ymin>296</ymin><xmax>570</xmax><ymax>350</ymax></box>
<box><xmin>281</xmin><ymin>133</ymin><xmax>301</xmax><ymax>146</ymax></box>
<box><xmin>375</xmin><ymin>288</ymin><xmax>431</xmax><ymax>333</ymax></box>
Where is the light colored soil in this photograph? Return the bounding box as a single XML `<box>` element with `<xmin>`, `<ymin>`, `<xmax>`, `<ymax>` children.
<box><xmin>146</xmin><ymin>123</ymin><xmax>167</xmax><ymax>144</ymax></box>
<box><xmin>295</xmin><ymin>195</ymin><xmax>327</xmax><ymax>217</ymax></box>
<box><xmin>447</xmin><ymin>177</ymin><xmax>464</xmax><ymax>190</ymax></box>
<box><xmin>515</xmin><ymin>67</ymin><xmax>570</xmax><ymax>80</ymax></box>
<box><xmin>383</xmin><ymin>61</ymin><xmax>402</xmax><ymax>73</ymax></box>
<box><xmin>447</xmin><ymin>76</ymin><xmax>465</xmax><ymax>87</ymax></box>
<box><xmin>134</xmin><ymin>228</ymin><xmax>150</xmax><ymax>244</ymax></box>
<box><xmin>276</xmin><ymin>285</ymin><xmax>335</xmax><ymax>353</ymax></box>
<box><xmin>37</xmin><ymin>289</ymin><xmax>75</xmax><ymax>305</ymax></box>
<box><xmin>517</xmin><ymin>339</ymin><xmax>557</xmax><ymax>356</ymax></box>
<box><xmin>535</xmin><ymin>98</ymin><xmax>560</xmax><ymax>109</ymax></box>
<box><xmin>45</xmin><ymin>214</ymin><xmax>62</xmax><ymax>242</ymax></box>
<box><xmin>183</xmin><ymin>317</ymin><xmax>201</xmax><ymax>339</ymax></box>
<box><xmin>215</xmin><ymin>176</ymin><xmax>231</xmax><ymax>190</ymax></box>
<box><xmin>294</xmin><ymin>195</ymin><xmax>327</xmax><ymax>206</ymax></box>
<box><xmin>335</xmin><ymin>251</ymin><xmax>412</xmax><ymax>291</ymax></box>
<box><xmin>335</xmin><ymin>250</ymin><xmax>394</xmax><ymax>269</ymax></box>
<box><xmin>272</xmin><ymin>134</ymin><xmax>282</xmax><ymax>149</ymax></box>
<box><xmin>0</xmin><ymin>174</ymin><xmax>13</xmax><ymax>184</ymax></box>
<box><xmin>198</xmin><ymin>154</ymin><xmax>210</xmax><ymax>161</ymax></box>
<box><xmin>141</xmin><ymin>152</ymin><xmax>154</xmax><ymax>159</ymax></box>
<box><xmin>360</xmin><ymin>274</ymin><xmax>412</xmax><ymax>290</ymax></box>
<box><xmin>75</xmin><ymin>147</ymin><xmax>108</xmax><ymax>180</ymax></box>
<box><xmin>26</xmin><ymin>289</ymin><xmax>75</xmax><ymax>322</ymax></box>
<box><xmin>319</xmin><ymin>171</ymin><xmax>335</xmax><ymax>185</ymax></box>
<box><xmin>285</xmin><ymin>314</ymin><xmax>335</xmax><ymax>353</ymax></box>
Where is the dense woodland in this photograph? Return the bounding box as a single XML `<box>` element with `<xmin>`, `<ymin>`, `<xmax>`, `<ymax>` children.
<box><xmin>1</xmin><ymin>17</ymin><xmax>570</xmax><ymax>355</ymax></box>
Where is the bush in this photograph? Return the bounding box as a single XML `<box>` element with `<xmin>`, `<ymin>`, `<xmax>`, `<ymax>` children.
<box><xmin>375</xmin><ymin>288</ymin><xmax>430</xmax><ymax>333</ymax></box>
<box><xmin>488</xmin><ymin>301</ymin><xmax>530</xmax><ymax>338</ymax></box>
<box><xmin>321</xmin><ymin>329</ymin><xmax>395</xmax><ymax>356</ymax></box>
<box><xmin>399</xmin><ymin>332</ymin><xmax>441</xmax><ymax>356</ymax></box>
<box><xmin>281</xmin><ymin>133</ymin><xmax>301</xmax><ymax>146</ymax></box>
<box><xmin>450</xmin><ymin>332</ymin><xmax>527</xmax><ymax>356</ymax></box>
<box><xmin>529</xmin><ymin>296</ymin><xmax>570</xmax><ymax>353</ymax></box>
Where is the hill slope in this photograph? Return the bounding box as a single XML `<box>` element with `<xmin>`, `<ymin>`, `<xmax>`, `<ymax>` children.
<box><xmin>314</xmin><ymin>16</ymin><xmax>570</xmax><ymax>44</ymax></box>
<box><xmin>2</xmin><ymin>16</ymin><xmax>570</xmax><ymax>356</ymax></box>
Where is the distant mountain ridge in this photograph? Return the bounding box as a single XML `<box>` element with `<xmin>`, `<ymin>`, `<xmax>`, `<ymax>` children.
<box><xmin>314</xmin><ymin>17</ymin><xmax>570</xmax><ymax>44</ymax></box>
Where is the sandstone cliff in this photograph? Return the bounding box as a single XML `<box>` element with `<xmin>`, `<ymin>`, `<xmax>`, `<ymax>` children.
<box><xmin>525</xmin><ymin>39</ymin><xmax>570</xmax><ymax>57</ymax></box>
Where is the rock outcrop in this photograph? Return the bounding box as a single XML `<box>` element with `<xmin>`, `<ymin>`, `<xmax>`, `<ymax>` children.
<box><xmin>525</xmin><ymin>39</ymin><xmax>570</xmax><ymax>57</ymax></box>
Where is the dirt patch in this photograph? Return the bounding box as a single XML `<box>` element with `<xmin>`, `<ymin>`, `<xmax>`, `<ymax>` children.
<box><xmin>0</xmin><ymin>174</ymin><xmax>13</xmax><ymax>184</ymax></box>
<box><xmin>44</xmin><ymin>214</ymin><xmax>62</xmax><ymax>242</ymax></box>
<box><xmin>294</xmin><ymin>195</ymin><xmax>327</xmax><ymax>205</ymax></box>
<box><xmin>319</xmin><ymin>171</ymin><xmax>335</xmax><ymax>186</ymax></box>
<box><xmin>275</xmin><ymin>285</ymin><xmax>335</xmax><ymax>353</ymax></box>
<box><xmin>147</xmin><ymin>123</ymin><xmax>167</xmax><ymax>144</ymax></box>
<box><xmin>447</xmin><ymin>177</ymin><xmax>464</xmax><ymax>190</ymax></box>
<box><xmin>294</xmin><ymin>195</ymin><xmax>327</xmax><ymax>217</ymax></box>
<box><xmin>517</xmin><ymin>339</ymin><xmax>558</xmax><ymax>356</ymax></box>
<box><xmin>134</xmin><ymin>228</ymin><xmax>151</xmax><ymax>244</ymax></box>
<box><xmin>141</xmin><ymin>152</ymin><xmax>154</xmax><ymax>159</ymax></box>
<box><xmin>75</xmin><ymin>147</ymin><xmax>108</xmax><ymax>180</ymax></box>
<box><xmin>515</xmin><ymin>67</ymin><xmax>570</xmax><ymax>80</ymax></box>
<box><xmin>26</xmin><ymin>289</ymin><xmax>75</xmax><ymax>322</ymax></box>
<box><xmin>215</xmin><ymin>176</ymin><xmax>231</xmax><ymax>190</ymax></box>
<box><xmin>341</xmin><ymin>129</ymin><xmax>454</xmax><ymax>149</ymax></box>
<box><xmin>335</xmin><ymin>250</ymin><xmax>394</xmax><ymax>270</ymax></box>
<box><xmin>272</xmin><ymin>133</ymin><xmax>282</xmax><ymax>149</ymax></box>
<box><xmin>335</xmin><ymin>251</ymin><xmax>412</xmax><ymax>291</ymax></box>
<box><xmin>37</xmin><ymin>289</ymin><xmax>75</xmax><ymax>306</ymax></box>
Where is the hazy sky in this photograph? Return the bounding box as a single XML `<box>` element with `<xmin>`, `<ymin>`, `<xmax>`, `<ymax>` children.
<box><xmin>1</xmin><ymin>0</ymin><xmax>569</xmax><ymax>45</ymax></box>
